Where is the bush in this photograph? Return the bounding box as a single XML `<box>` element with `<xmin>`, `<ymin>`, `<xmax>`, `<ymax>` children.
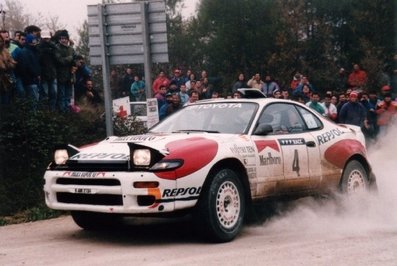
<box><xmin>0</xmin><ymin>100</ymin><xmax>106</xmax><ymax>216</ymax></box>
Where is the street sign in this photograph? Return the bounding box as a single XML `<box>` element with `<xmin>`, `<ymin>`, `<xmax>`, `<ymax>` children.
<box><xmin>87</xmin><ymin>1</ymin><xmax>169</xmax><ymax>65</ymax></box>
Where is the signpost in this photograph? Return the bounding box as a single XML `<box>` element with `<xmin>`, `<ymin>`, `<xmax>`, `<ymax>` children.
<box><xmin>87</xmin><ymin>1</ymin><xmax>168</xmax><ymax>136</ymax></box>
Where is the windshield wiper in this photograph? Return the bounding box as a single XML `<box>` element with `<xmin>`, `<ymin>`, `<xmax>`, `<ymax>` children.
<box><xmin>172</xmin><ymin>129</ymin><xmax>220</xmax><ymax>133</ymax></box>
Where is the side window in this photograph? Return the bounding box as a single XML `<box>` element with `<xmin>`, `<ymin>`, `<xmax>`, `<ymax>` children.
<box><xmin>296</xmin><ymin>106</ymin><xmax>323</xmax><ymax>130</ymax></box>
<box><xmin>257</xmin><ymin>103</ymin><xmax>306</xmax><ymax>134</ymax></box>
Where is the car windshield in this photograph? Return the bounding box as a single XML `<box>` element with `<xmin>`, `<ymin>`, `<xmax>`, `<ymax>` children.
<box><xmin>150</xmin><ymin>101</ymin><xmax>258</xmax><ymax>134</ymax></box>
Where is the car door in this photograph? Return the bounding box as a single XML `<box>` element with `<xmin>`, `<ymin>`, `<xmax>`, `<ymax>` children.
<box><xmin>252</xmin><ymin>103</ymin><xmax>321</xmax><ymax>195</ymax></box>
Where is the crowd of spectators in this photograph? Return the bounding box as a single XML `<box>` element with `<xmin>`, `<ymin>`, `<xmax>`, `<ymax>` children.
<box><xmin>1</xmin><ymin>25</ymin><xmax>395</xmax><ymax>141</ymax></box>
<box><xmin>120</xmin><ymin>64</ymin><xmax>395</xmax><ymax>142</ymax></box>
<box><xmin>0</xmin><ymin>25</ymin><xmax>96</xmax><ymax>112</ymax></box>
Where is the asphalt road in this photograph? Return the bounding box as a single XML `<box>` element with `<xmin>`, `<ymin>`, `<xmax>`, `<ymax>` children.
<box><xmin>1</xmin><ymin>127</ymin><xmax>397</xmax><ymax>266</ymax></box>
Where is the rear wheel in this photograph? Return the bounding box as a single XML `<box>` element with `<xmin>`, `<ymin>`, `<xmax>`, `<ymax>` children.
<box><xmin>71</xmin><ymin>211</ymin><xmax>122</xmax><ymax>230</ymax></box>
<box><xmin>194</xmin><ymin>169</ymin><xmax>245</xmax><ymax>242</ymax></box>
<box><xmin>340</xmin><ymin>160</ymin><xmax>368</xmax><ymax>194</ymax></box>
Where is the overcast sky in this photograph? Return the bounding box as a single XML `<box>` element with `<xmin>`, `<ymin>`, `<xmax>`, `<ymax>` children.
<box><xmin>15</xmin><ymin>0</ymin><xmax>198</xmax><ymax>40</ymax></box>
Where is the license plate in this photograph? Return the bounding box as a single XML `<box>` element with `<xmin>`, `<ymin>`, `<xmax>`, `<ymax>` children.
<box><xmin>74</xmin><ymin>188</ymin><xmax>92</xmax><ymax>194</ymax></box>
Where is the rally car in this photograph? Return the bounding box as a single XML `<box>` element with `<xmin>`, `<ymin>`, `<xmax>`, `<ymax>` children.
<box><xmin>44</xmin><ymin>97</ymin><xmax>376</xmax><ymax>242</ymax></box>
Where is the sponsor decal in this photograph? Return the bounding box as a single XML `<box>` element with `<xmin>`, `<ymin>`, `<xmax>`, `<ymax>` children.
<box><xmin>113</xmin><ymin>135</ymin><xmax>164</xmax><ymax>142</ymax></box>
<box><xmin>70</xmin><ymin>153</ymin><xmax>129</xmax><ymax>160</ymax></box>
<box><xmin>63</xmin><ymin>172</ymin><xmax>106</xmax><ymax>178</ymax></box>
<box><xmin>254</xmin><ymin>140</ymin><xmax>280</xmax><ymax>153</ymax></box>
<box><xmin>278</xmin><ymin>138</ymin><xmax>306</xmax><ymax>145</ymax></box>
<box><xmin>190</xmin><ymin>103</ymin><xmax>242</xmax><ymax>110</ymax></box>
<box><xmin>324</xmin><ymin>139</ymin><xmax>366</xmax><ymax>168</ymax></box>
<box><xmin>230</xmin><ymin>144</ymin><xmax>255</xmax><ymax>155</ymax></box>
<box><xmin>259</xmin><ymin>152</ymin><xmax>282</xmax><ymax>166</ymax></box>
<box><xmin>162</xmin><ymin>186</ymin><xmax>202</xmax><ymax>198</ymax></box>
<box><xmin>316</xmin><ymin>128</ymin><xmax>344</xmax><ymax>145</ymax></box>
<box><xmin>155</xmin><ymin>137</ymin><xmax>218</xmax><ymax>180</ymax></box>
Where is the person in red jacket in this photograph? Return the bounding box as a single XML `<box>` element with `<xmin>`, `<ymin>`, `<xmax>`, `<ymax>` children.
<box><xmin>348</xmin><ymin>64</ymin><xmax>368</xmax><ymax>89</ymax></box>
<box><xmin>376</xmin><ymin>93</ymin><xmax>397</xmax><ymax>136</ymax></box>
<box><xmin>152</xmin><ymin>70</ymin><xmax>170</xmax><ymax>95</ymax></box>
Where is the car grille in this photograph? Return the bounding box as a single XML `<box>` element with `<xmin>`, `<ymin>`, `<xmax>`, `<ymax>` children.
<box><xmin>56</xmin><ymin>192</ymin><xmax>123</xmax><ymax>206</ymax></box>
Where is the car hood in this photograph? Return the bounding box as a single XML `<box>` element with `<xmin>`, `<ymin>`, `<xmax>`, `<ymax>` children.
<box><xmin>70</xmin><ymin>133</ymin><xmax>232</xmax><ymax>162</ymax></box>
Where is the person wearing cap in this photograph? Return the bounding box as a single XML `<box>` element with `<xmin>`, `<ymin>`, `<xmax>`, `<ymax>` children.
<box><xmin>55</xmin><ymin>29</ymin><xmax>75</xmax><ymax>112</ymax></box>
<box><xmin>338</xmin><ymin>91</ymin><xmax>368</xmax><ymax>127</ymax></box>
<box><xmin>170</xmin><ymin>68</ymin><xmax>185</xmax><ymax>90</ymax></box>
<box><xmin>38</xmin><ymin>30</ymin><xmax>58</xmax><ymax>111</ymax></box>
<box><xmin>375</xmin><ymin>92</ymin><xmax>397</xmax><ymax>136</ymax></box>
<box><xmin>16</xmin><ymin>34</ymin><xmax>41</xmax><ymax>108</ymax></box>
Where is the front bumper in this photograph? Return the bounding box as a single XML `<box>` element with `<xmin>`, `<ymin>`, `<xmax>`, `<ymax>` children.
<box><xmin>44</xmin><ymin>170</ymin><xmax>181</xmax><ymax>214</ymax></box>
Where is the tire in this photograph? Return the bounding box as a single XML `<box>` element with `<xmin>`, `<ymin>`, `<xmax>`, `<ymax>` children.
<box><xmin>194</xmin><ymin>169</ymin><xmax>245</xmax><ymax>243</ymax></box>
<box><xmin>71</xmin><ymin>211</ymin><xmax>122</xmax><ymax>231</ymax></box>
<box><xmin>340</xmin><ymin>160</ymin><xmax>368</xmax><ymax>194</ymax></box>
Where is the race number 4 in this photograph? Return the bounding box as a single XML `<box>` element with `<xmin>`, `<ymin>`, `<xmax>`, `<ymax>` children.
<box><xmin>292</xmin><ymin>149</ymin><xmax>300</xmax><ymax>176</ymax></box>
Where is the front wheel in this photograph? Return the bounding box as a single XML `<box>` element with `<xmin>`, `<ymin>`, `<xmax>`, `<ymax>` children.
<box><xmin>340</xmin><ymin>160</ymin><xmax>368</xmax><ymax>194</ymax></box>
<box><xmin>194</xmin><ymin>169</ymin><xmax>246</xmax><ymax>243</ymax></box>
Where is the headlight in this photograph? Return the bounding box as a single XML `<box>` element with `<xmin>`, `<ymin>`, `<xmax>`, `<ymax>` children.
<box><xmin>54</xmin><ymin>149</ymin><xmax>69</xmax><ymax>165</ymax></box>
<box><xmin>150</xmin><ymin>160</ymin><xmax>183</xmax><ymax>171</ymax></box>
<box><xmin>133</xmin><ymin>149</ymin><xmax>151</xmax><ymax>166</ymax></box>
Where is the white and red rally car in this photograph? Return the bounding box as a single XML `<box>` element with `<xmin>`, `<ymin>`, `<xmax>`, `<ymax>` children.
<box><xmin>44</xmin><ymin>97</ymin><xmax>376</xmax><ymax>242</ymax></box>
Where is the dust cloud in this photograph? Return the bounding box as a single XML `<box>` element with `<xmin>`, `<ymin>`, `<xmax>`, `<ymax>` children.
<box><xmin>251</xmin><ymin>123</ymin><xmax>397</xmax><ymax>238</ymax></box>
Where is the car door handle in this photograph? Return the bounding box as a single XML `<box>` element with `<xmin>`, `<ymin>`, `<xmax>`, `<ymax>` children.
<box><xmin>306</xmin><ymin>141</ymin><xmax>316</xmax><ymax>147</ymax></box>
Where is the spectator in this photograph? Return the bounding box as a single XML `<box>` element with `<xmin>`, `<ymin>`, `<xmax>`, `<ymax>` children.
<box><xmin>159</xmin><ymin>92</ymin><xmax>173</xmax><ymax>120</ymax></box>
<box><xmin>37</xmin><ymin>30</ymin><xmax>58</xmax><ymax>111</ymax></box>
<box><xmin>186</xmin><ymin>89</ymin><xmax>199</xmax><ymax>104</ymax></box>
<box><xmin>130</xmin><ymin>75</ymin><xmax>145</xmax><ymax>101</ymax></box>
<box><xmin>281</xmin><ymin>88</ymin><xmax>290</xmax><ymax>100</ymax></box>
<box><xmin>170</xmin><ymin>68</ymin><xmax>185</xmax><ymax>90</ymax></box>
<box><xmin>290</xmin><ymin>72</ymin><xmax>302</xmax><ymax>91</ymax></box>
<box><xmin>361</xmin><ymin>91</ymin><xmax>379</xmax><ymax>140</ymax></box>
<box><xmin>321</xmin><ymin>94</ymin><xmax>337</xmax><ymax>121</ymax></box>
<box><xmin>348</xmin><ymin>64</ymin><xmax>368</xmax><ymax>90</ymax></box>
<box><xmin>0</xmin><ymin>35</ymin><xmax>16</xmax><ymax>104</ymax></box>
<box><xmin>185</xmin><ymin>72</ymin><xmax>196</xmax><ymax>90</ymax></box>
<box><xmin>55</xmin><ymin>30</ymin><xmax>75</xmax><ymax>112</ymax></box>
<box><xmin>0</xmin><ymin>30</ymin><xmax>18</xmax><ymax>54</ymax></box>
<box><xmin>201</xmin><ymin>77</ymin><xmax>213</xmax><ymax>99</ymax></box>
<box><xmin>233</xmin><ymin>91</ymin><xmax>242</xmax><ymax>99</ymax></box>
<box><xmin>110</xmin><ymin>69</ymin><xmax>122</xmax><ymax>99</ymax></box>
<box><xmin>178</xmin><ymin>84</ymin><xmax>189</xmax><ymax>105</ymax></box>
<box><xmin>135</xmin><ymin>86</ymin><xmax>147</xmax><ymax>102</ymax></box>
<box><xmin>121</xmin><ymin>67</ymin><xmax>134</xmax><ymax>97</ymax></box>
<box><xmin>375</xmin><ymin>92</ymin><xmax>397</xmax><ymax>136</ymax></box>
<box><xmin>331</xmin><ymin>95</ymin><xmax>338</xmax><ymax>106</ymax></box>
<box><xmin>24</xmin><ymin>25</ymin><xmax>41</xmax><ymax>38</ymax></box>
<box><xmin>273</xmin><ymin>89</ymin><xmax>282</xmax><ymax>98</ymax></box>
<box><xmin>232</xmin><ymin>73</ymin><xmax>247</xmax><ymax>93</ymax></box>
<box><xmin>80</xmin><ymin>79</ymin><xmax>102</xmax><ymax>110</ymax></box>
<box><xmin>338</xmin><ymin>91</ymin><xmax>367</xmax><ymax>127</ymax></box>
<box><xmin>211</xmin><ymin>91</ymin><xmax>220</xmax><ymax>98</ymax></box>
<box><xmin>154</xmin><ymin>85</ymin><xmax>167</xmax><ymax>110</ymax></box>
<box><xmin>335</xmin><ymin>67</ymin><xmax>348</xmax><ymax>92</ymax></box>
<box><xmin>262</xmin><ymin>75</ymin><xmax>280</xmax><ymax>97</ymax></box>
<box><xmin>74</xmin><ymin>54</ymin><xmax>92</xmax><ymax>101</ymax></box>
<box><xmin>247</xmin><ymin>73</ymin><xmax>264</xmax><ymax>90</ymax></box>
<box><xmin>292</xmin><ymin>84</ymin><xmax>312</xmax><ymax>103</ymax></box>
<box><xmin>306</xmin><ymin>92</ymin><xmax>325</xmax><ymax>115</ymax></box>
<box><xmin>165</xmin><ymin>93</ymin><xmax>182</xmax><ymax>117</ymax></box>
<box><xmin>380</xmin><ymin>85</ymin><xmax>392</xmax><ymax>99</ymax></box>
<box><xmin>18</xmin><ymin>34</ymin><xmax>41</xmax><ymax>108</ymax></box>
<box><xmin>152</xmin><ymin>70</ymin><xmax>170</xmax><ymax>95</ymax></box>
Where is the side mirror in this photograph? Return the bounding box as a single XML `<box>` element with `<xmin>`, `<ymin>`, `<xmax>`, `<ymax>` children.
<box><xmin>254</xmin><ymin>124</ymin><xmax>273</xmax><ymax>135</ymax></box>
